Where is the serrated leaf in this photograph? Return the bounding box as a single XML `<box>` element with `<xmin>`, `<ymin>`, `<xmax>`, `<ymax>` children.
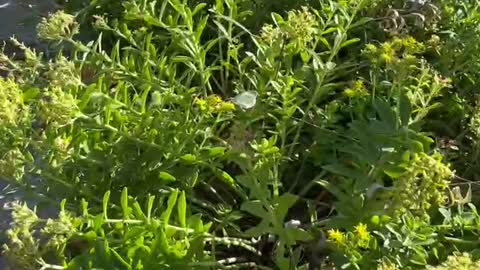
<box><xmin>373</xmin><ymin>98</ymin><xmax>397</xmax><ymax>130</ymax></box>
<box><xmin>273</xmin><ymin>193</ymin><xmax>298</xmax><ymax>222</ymax></box>
<box><xmin>245</xmin><ymin>219</ymin><xmax>272</xmax><ymax>237</ymax></box>
<box><xmin>285</xmin><ymin>227</ymin><xmax>313</xmax><ymax>242</ymax></box>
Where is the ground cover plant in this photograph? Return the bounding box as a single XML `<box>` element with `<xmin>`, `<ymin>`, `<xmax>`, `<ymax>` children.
<box><xmin>2</xmin><ymin>0</ymin><xmax>480</xmax><ymax>269</ymax></box>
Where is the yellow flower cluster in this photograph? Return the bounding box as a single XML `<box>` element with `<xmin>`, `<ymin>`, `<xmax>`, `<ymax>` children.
<box><xmin>327</xmin><ymin>229</ymin><xmax>345</xmax><ymax>245</ymax></box>
<box><xmin>377</xmin><ymin>258</ymin><xmax>399</xmax><ymax>270</ymax></box>
<box><xmin>0</xmin><ymin>79</ymin><xmax>26</xmax><ymax>126</ymax></box>
<box><xmin>39</xmin><ymin>87</ymin><xmax>80</xmax><ymax>127</ymax></box>
<box><xmin>327</xmin><ymin>223</ymin><xmax>371</xmax><ymax>248</ymax></box>
<box><xmin>426</xmin><ymin>252</ymin><xmax>480</xmax><ymax>270</ymax></box>
<box><xmin>344</xmin><ymin>80</ymin><xmax>368</xmax><ymax>98</ymax></box>
<box><xmin>37</xmin><ymin>10</ymin><xmax>79</xmax><ymax>41</ymax></box>
<box><xmin>392</xmin><ymin>152</ymin><xmax>453</xmax><ymax>218</ymax></box>
<box><xmin>45</xmin><ymin>56</ymin><xmax>83</xmax><ymax>89</ymax></box>
<box><xmin>194</xmin><ymin>95</ymin><xmax>235</xmax><ymax>114</ymax></box>
<box><xmin>0</xmin><ymin>148</ymin><xmax>25</xmax><ymax>180</ymax></box>
<box><xmin>363</xmin><ymin>36</ymin><xmax>424</xmax><ymax>68</ymax></box>
<box><xmin>260</xmin><ymin>6</ymin><xmax>317</xmax><ymax>47</ymax></box>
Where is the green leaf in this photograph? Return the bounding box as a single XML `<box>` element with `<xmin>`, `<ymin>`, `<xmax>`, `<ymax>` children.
<box><xmin>313</xmin><ymin>179</ymin><xmax>345</xmax><ymax>200</ymax></box>
<box><xmin>157</xmin><ymin>229</ymin><xmax>170</xmax><ymax>255</ymax></box>
<box><xmin>180</xmin><ymin>154</ymin><xmax>197</xmax><ymax>164</ymax></box>
<box><xmin>271</xmin><ymin>12</ymin><xmax>284</xmax><ymax>25</ymax></box>
<box><xmin>159</xmin><ymin>171</ymin><xmax>176</xmax><ymax>183</ymax></box>
<box><xmin>241</xmin><ymin>200</ymin><xmax>268</xmax><ymax>218</ymax></box>
<box><xmin>162</xmin><ymin>190</ymin><xmax>179</xmax><ymax>226</ymax></box>
<box><xmin>147</xmin><ymin>195</ymin><xmax>155</xmax><ymax>221</ymax></box>
<box><xmin>212</xmin><ymin>168</ymin><xmax>235</xmax><ymax>186</ymax></box>
<box><xmin>95</xmin><ymin>240</ymin><xmax>112</xmax><ymax>267</ymax></box>
<box><xmin>410</xmin><ymin>140</ymin><xmax>424</xmax><ymax>152</ymax></box>
<box><xmin>121</xmin><ymin>187</ymin><xmax>129</xmax><ymax>219</ymax></box>
<box><xmin>273</xmin><ymin>193</ymin><xmax>298</xmax><ymax>222</ymax></box>
<box><xmin>285</xmin><ymin>227</ymin><xmax>313</xmax><ymax>242</ymax></box>
<box><xmin>373</xmin><ymin>98</ymin><xmax>397</xmax><ymax>130</ymax></box>
<box><xmin>188</xmin><ymin>214</ymin><xmax>204</xmax><ymax>232</ymax></box>
<box><xmin>214</xmin><ymin>0</ymin><xmax>224</xmax><ymax>14</ymax></box>
<box><xmin>192</xmin><ymin>3</ymin><xmax>207</xmax><ymax>16</ymax></box>
<box><xmin>103</xmin><ymin>190</ymin><xmax>111</xmax><ymax>220</ymax></box>
<box><xmin>22</xmin><ymin>87</ymin><xmax>40</xmax><ymax>101</ymax></box>
<box><xmin>318</xmin><ymin>37</ymin><xmax>331</xmax><ymax>50</ymax></box>
<box><xmin>322</xmin><ymin>27</ymin><xmax>338</xmax><ymax>35</ymax></box>
<box><xmin>245</xmin><ymin>219</ymin><xmax>272</xmax><ymax>236</ymax></box>
<box><xmin>340</xmin><ymin>38</ymin><xmax>360</xmax><ymax>49</ymax></box>
<box><xmin>275</xmin><ymin>252</ymin><xmax>290</xmax><ymax>270</ymax></box>
<box><xmin>195</xmin><ymin>16</ymin><xmax>209</xmax><ymax>43</ymax></box>
<box><xmin>384</xmin><ymin>167</ymin><xmax>406</xmax><ymax>179</ymax></box>
<box><xmin>350</xmin><ymin>17</ymin><xmax>373</xmax><ymax>29</ymax></box>
<box><xmin>332</xmin><ymin>32</ymin><xmax>346</xmax><ymax>54</ymax></box>
<box><xmin>132</xmin><ymin>201</ymin><xmax>146</xmax><ymax>220</ymax></box>
<box><xmin>322</xmin><ymin>164</ymin><xmax>363</xmax><ymax>179</ymax></box>
<box><xmin>177</xmin><ymin>191</ymin><xmax>187</xmax><ymax>228</ymax></box>
<box><xmin>204</xmin><ymin>147</ymin><xmax>226</xmax><ymax>158</ymax></box>
<box><xmin>81</xmin><ymin>198</ymin><xmax>89</xmax><ymax>217</ymax></box>
<box><xmin>399</xmin><ymin>94</ymin><xmax>412</xmax><ymax>126</ymax></box>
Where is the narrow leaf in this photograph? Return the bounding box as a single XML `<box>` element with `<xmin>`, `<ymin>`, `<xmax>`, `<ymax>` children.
<box><xmin>177</xmin><ymin>191</ymin><xmax>187</xmax><ymax>228</ymax></box>
<box><xmin>399</xmin><ymin>94</ymin><xmax>412</xmax><ymax>126</ymax></box>
<box><xmin>121</xmin><ymin>187</ymin><xmax>129</xmax><ymax>219</ymax></box>
<box><xmin>103</xmin><ymin>190</ymin><xmax>111</xmax><ymax>220</ymax></box>
<box><xmin>159</xmin><ymin>171</ymin><xmax>176</xmax><ymax>182</ymax></box>
<box><xmin>162</xmin><ymin>190</ymin><xmax>179</xmax><ymax>226</ymax></box>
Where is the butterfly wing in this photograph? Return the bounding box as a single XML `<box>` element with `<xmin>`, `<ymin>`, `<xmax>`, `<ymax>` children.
<box><xmin>232</xmin><ymin>91</ymin><xmax>257</xmax><ymax>109</ymax></box>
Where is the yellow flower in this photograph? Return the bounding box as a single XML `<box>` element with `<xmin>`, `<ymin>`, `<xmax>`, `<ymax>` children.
<box><xmin>380</xmin><ymin>53</ymin><xmax>393</xmax><ymax>64</ymax></box>
<box><xmin>217</xmin><ymin>102</ymin><xmax>236</xmax><ymax>113</ymax></box>
<box><xmin>344</xmin><ymin>80</ymin><xmax>368</xmax><ymax>98</ymax></box>
<box><xmin>327</xmin><ymin>229</ymin><xmax>345</xmax><ymax>245</ymax></box>
<box><xmin>354</xmin><ymin>223</ymin><xmax>370</xmax><ymax>241</ymax></box>
<box><xmin>364</xmin><ymin>43</ymin><xmax>377</xmax><ymax>54</ymax></box>
<box><xmin>344</xmin><ymin>88</ymin><xmax>356</xmax><ymax>98</ymax></box>
<box><xmin>353</xmin><ymin>80</ymin><xmax>364</xmax><ymax>91</ymax></box>
<box><xmin>194</xmin><ymin>98</ymin><xmax>208</xmax><ymax>112</ymax></box>
<box><xmin>381</xmin><ymin>43</ymin><xmax>395</xmax><ymax>55</ymax></box>
<box><xmin>207</xmin><ymin>95</ymin><xmax>223</xmax><ymax>106</ymax></box>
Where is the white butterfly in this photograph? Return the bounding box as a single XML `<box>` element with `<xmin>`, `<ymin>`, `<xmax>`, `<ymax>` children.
<box><xmin>231</xmin><ymin>91</ymin><xmax>258</xmax><ymax>110</ymax></box>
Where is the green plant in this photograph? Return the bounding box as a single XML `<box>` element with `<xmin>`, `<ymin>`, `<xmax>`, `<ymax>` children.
<box><xmin>3</xmin><ymin>0</ymin><xmax>480</xmax><ymax>269</ymax></box>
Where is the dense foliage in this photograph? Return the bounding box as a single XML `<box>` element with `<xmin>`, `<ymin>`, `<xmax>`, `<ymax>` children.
<box><xmin>2</xmin><ymin>0</ymin><xmax>480</xmax><ymax>269</ymax></box>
